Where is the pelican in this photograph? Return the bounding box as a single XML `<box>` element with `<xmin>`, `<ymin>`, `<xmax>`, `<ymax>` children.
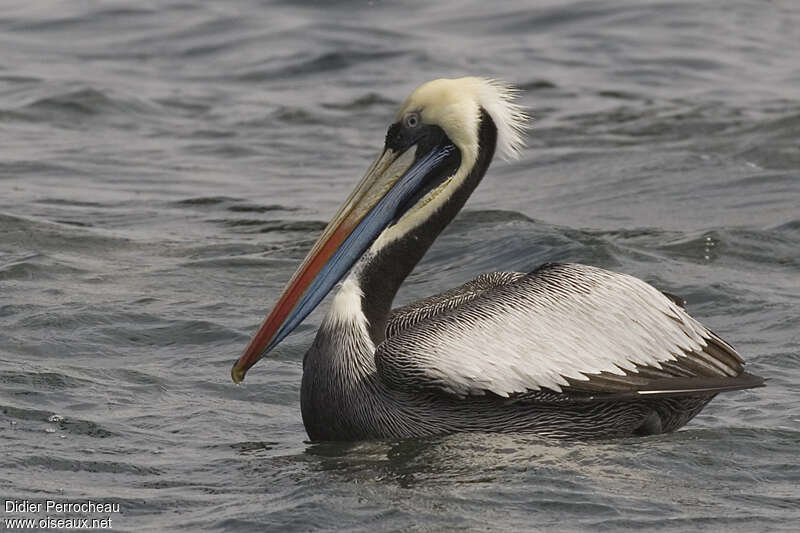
<box><xmin>231</xmin><ymin>77</ymin><xmax>763</xmax><ymax>441</ymax></box>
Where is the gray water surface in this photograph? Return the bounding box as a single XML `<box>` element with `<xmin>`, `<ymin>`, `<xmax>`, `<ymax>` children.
<box><xmin>1</xmin><ymin>1</ymin><xmax>799</xmax><ymax>531</ymax></box>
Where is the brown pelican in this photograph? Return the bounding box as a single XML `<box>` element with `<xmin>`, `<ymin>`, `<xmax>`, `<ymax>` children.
<box><xmin>231</xmin><ymin>77</ymin><xmax>764</xmax><ymax>441</ymax></box>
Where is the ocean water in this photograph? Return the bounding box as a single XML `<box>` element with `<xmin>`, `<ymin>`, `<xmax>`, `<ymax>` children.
<box><xmin>1</xmin><ymin>0</ymin><xmax>799</xmax><ymax>531</ymax></box>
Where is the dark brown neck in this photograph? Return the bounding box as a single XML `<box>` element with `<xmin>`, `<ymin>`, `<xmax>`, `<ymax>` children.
<box><xmin>356</xmin><ymin>110</ymin><xmax>498</xmax><ymax>345</ymax></box>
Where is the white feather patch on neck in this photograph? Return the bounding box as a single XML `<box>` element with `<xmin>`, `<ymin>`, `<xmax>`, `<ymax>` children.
<box><xmin>326</xmin><ymin>276</ymin><xmax>370</xmax><ymax>330</ymax></box>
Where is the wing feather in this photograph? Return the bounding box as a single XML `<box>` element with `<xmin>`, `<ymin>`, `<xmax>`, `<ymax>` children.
<box><xmin>386</xmin><ymin>272</ymin><xmax>526</xmax><ymax>338</ymax></box>
<box><xmin>375</xmin><ymin>263</ymin><xmax>752</xmax><ymax>398</ymax></box>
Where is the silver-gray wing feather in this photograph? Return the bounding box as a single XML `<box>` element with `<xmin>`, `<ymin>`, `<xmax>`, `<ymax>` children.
<box><xmin>376</xmin><ymin>263</ymin><xmax>747</xmax><ymax>398</ymax></box>
<box><xmin>387</xmin><ymin>271</ymin><xmax>526</xmax><ymax>338</ymax></box>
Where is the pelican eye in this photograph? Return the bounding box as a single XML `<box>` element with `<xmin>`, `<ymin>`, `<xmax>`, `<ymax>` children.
<box><xmin>403</xmin><ymin>112</ymin><xmax>420</xmax><ymax>129</ymax></box>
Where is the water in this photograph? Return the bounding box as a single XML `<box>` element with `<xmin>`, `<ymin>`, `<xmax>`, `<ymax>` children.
<box><xmin>1</xmin><ymin>0</ymin><xmax>798</xmax><ymax>531</ymax></box>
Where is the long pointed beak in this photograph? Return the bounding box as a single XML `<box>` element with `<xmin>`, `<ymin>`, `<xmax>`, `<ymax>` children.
<box><xmin>231</xmin><ymin>142</ymin><xmax>455</xmax><ymax>383</ymax></box>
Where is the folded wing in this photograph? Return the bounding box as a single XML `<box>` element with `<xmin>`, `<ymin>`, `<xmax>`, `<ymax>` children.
<box><xmin>377</xmin><ymin>263</ymin><xmax>760</xmax><ymax>399</ymax></box>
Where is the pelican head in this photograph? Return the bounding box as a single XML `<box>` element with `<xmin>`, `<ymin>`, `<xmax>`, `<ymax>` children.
<box><xmin>232</xmin><ymin>77</ymin><xmax>527</xmax><ymax>383</ymax></box>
